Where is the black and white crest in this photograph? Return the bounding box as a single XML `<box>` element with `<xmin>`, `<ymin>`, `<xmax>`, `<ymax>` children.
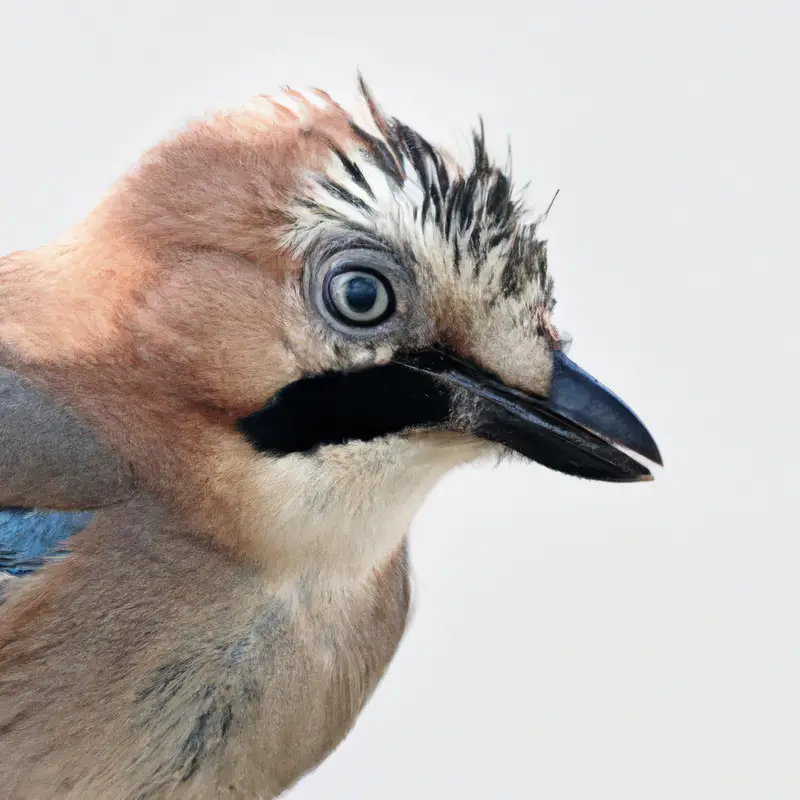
<box><xmin>283</xmin><ymin>78</ymin><xmax>555</xmax><ymax>319</ymax></box>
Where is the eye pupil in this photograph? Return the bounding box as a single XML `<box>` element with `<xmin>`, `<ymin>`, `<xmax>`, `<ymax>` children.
<box><xmin>344</xmin><ymin>276</ymin><xmax>378</xmax><ymax>314</ymax></box>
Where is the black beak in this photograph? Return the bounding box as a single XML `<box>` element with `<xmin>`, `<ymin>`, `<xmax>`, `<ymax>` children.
<box><xmin>395</xmin><ymin>348</ymin><xmax>662</xmax><ymax>483</ymax></box>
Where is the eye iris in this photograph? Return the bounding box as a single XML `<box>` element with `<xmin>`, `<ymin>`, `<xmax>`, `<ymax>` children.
<box><xmin>327</xmin><ymin>268</ymin><xmax>392</xmax><ymax>325</ymax></box>
<box><xmin>344</xmin><ymin>276</ymin><xmax>378</xmax><ymax>313</ymax></box>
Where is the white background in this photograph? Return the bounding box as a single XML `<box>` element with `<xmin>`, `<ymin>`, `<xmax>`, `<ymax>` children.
<box><xmin>1</xmin><ymin>1</ymin><xmax>798</xmax><ymax>797</ymax></box>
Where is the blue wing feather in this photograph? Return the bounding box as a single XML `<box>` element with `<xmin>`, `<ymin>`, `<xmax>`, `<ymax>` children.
<box><xmin>0</xmin><ymin>509</ymin><xmax>94</xmax><ymax>577</ymax></box>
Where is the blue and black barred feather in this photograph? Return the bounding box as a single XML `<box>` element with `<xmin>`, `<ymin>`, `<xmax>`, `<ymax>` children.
<box><xmin>0</xmin><ymin>509</ymin><xmax>92</xmax><ymax>580</ymax></box>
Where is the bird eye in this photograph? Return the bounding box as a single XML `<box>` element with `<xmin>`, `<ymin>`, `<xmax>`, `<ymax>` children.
<box><xmin>324</xmin><ymin>269</ymin><xmax>394</xmax><ymax>326</ymax></box>
<box><xmin>310</xmin><ymin>247</ymin><xmax>406</xmax><ymax>337</ymax></box>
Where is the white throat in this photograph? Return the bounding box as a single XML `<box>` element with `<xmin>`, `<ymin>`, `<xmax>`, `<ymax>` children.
<box><xmin>245</xmin><ymin>432</ymin><xmax>487</xmax><ymax>585</ymax></box>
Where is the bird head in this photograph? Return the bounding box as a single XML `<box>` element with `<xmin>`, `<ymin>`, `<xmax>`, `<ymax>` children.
<box><xmin>0</xmin><ymin>79</ymin><xmax>661</xmax><ymax>581</ymax></box>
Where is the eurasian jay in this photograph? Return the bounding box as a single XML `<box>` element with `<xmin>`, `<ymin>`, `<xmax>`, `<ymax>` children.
<box><xmin>0</xmin><ymin>78</ymin><xmax>660</xmax><ymax>798</ymax></box>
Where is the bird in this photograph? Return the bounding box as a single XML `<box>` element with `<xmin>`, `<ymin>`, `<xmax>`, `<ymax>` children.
<box><xmin>0</xmin><ymin>77</ymin><xmax>661</xmax><ymax>799</ymax></box>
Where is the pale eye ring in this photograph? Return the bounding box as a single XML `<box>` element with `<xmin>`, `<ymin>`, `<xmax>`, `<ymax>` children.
<box><xmin>324</xmin><ymin>268</ymin><xmax>395</xmax><ymax>326</ymax></box>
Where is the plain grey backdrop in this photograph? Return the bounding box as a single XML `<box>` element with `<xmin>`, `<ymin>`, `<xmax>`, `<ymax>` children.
<box><xmin>1</xmin><ymin>0</ymin><xmax>797</xmax><ymax>797</ymax></box>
